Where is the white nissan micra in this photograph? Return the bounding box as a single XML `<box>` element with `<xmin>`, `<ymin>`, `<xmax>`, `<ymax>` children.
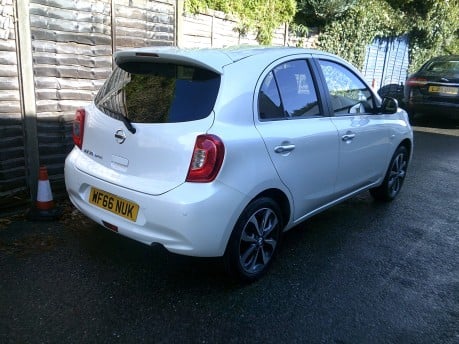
<box><xmin>65</xmin><ymin>47</ymin><xmax>413</xmax><ymax>281</ymax></box>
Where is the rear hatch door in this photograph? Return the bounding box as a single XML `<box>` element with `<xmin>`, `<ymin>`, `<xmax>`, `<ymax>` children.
<box><xmin>78</xmin><ymin>51</ymin><xmax>226</xmax><ymax>195</ymax></box>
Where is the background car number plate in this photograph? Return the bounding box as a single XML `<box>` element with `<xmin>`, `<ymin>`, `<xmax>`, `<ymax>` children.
<box><xmin>89</xmin><ymin>187</ymin><xmax>139</xmax><ymax>221</ymax></box>
<box><xmin>428</xmin><ymin>85</ymin><xmax>458</xmax><ymax>95</ymax></box>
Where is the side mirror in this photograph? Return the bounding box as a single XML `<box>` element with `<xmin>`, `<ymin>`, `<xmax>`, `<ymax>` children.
<box><xmin>380</xmin><ymin>97</ymin><xmax>399</xmax><ymax>114</ymax></box>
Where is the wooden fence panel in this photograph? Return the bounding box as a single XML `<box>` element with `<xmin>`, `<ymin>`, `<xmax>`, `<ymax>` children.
<box><xmin>180</xmin><ymin>9</ymin><xmax>318</xmax><ymax>49</ymax></box>
<box><xmin>0</xmin><ymin>0</ymin><xmax>27</xmax><ymax>210</ymax></box>
<box><xmin>28</xmin><ymin>0</ymin><xmax>113</xmax><ymax>199</ymax></box>
<box><xmin>182</xmin><ymin>10</ymin><xmax>259</xmax><ymax>48</ymax></box>
<box><xmin>114</xmin><ymin>0</ymin><xmax>175</xmax><ymax>49</ymax></box>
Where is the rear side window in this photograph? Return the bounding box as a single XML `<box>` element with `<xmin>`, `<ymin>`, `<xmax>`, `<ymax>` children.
<box><xmin>258</xmin><ymin>72</ymin><xmax>283</xmax><ymax>119</ymax></box>
<box><xmin>94</xmin><ymin>63</ymin><xmax>220</xmax><ymax>123</ymax></box>
<box><xmin>258</xmin><ymin>60</ymin><xmax>321</xmax><ymax>120</ymax></box>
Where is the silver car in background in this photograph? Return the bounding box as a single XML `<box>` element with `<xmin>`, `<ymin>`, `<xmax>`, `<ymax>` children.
<box><xmin>65</xmin><ymin>47</ymin><xmax>413</xmax><ymax>281</ymax></box>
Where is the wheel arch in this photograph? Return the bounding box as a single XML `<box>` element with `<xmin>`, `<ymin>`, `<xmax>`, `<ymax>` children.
<box><xmin>252</xmin><ymin>188</ymin><xmax>291</xmax><ymax>228</ymax></box>
<box><xmin>399</xmin><ymin>138</ymin><xmax>413</xmax><ymax>161</ymax></box>
<box><xmin>223</xmin><ymin>188</ymin><xmax>289</xmax><ymax>281</ymax></box>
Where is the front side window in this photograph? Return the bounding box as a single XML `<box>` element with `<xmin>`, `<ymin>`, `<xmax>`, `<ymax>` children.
<box><xmin>258</xmin><ymin>60</ymin><xmax>320</xmax><ymax>120</ymax></box>
<box><xmin>319</xmin><ymin>60</ymin><xmax>374</xmax><ymax>115</ymax></box>
<box><xmin>95</xmin><ymin>63</ymin><xmax>220</xmax><ymax>123</ymax></box>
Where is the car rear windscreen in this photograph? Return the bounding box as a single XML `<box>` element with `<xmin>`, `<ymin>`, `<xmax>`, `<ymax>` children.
<box><xmin>94</xmin><ymin>62</ymin><xmax>221</xmax><ymax>123</ymax></box>
<box><xmin>424</xmin><ymin>60</ymin><xmax>459</xmax><ymax>74</ymax></box>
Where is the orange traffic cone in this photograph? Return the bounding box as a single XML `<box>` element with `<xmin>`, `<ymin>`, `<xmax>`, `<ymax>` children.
<box><xmin>27</xmin><ymin>166</ymin><xmax>61</xmax><ymax>221</ymax></box>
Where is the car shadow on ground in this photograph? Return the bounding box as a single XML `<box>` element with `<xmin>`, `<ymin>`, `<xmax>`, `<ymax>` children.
<box><xmin>0</xmin><ymin>195</ymin><xmax>380</xmax><ymax>290</ymax></box>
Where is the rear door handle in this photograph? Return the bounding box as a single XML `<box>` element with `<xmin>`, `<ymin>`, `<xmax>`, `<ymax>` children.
<box><xmin>274</xmin><ymin>144</ymin><xmax>295</xmax><ymax>154</ymax></box>
<box><xmin>342</xmin><ymin>133</ymin><xmax>356</xmax><ymax>142</ymax></box>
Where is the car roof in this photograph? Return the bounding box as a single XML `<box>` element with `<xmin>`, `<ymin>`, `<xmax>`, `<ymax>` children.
<box><xmin>114</xmin><ymin>46</ymin><xmax>337</xmax><ymax>74</ymax></box>
<box><xmin>427</xmin><ymin>55</ymin><xmax>459</xmax><ymax>62</ymax></box>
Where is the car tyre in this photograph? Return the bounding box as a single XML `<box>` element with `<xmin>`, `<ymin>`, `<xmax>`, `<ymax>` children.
<box><xmin>407</xmin><ymin>109</ymin><xmax>416</xmax><ymax>123</ymax></box>
<box><xmin>224</xmin><ymin>197</ymin><xmax>283</xmax><ymax>282</ymax></box>
<box><xmin>370</xmin><ymin>145</ymin><xmax>409</xmax><ymax>202</ymax></box>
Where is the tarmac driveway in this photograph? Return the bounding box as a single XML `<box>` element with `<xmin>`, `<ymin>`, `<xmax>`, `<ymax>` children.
<box><xmin>0</xmin><ymin>118</ymin><xmax>458</xmax><ymax>343</ymax></box>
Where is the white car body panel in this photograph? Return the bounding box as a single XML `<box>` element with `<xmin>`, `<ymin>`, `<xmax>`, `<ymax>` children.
<box><xmin>330</xmin><ymin>114</ymin><xmax>392</xmax><ymax>196</ymax></box>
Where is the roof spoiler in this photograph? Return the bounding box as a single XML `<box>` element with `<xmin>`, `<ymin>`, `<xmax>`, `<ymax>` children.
<box><xmin>114</xmin><ymin>48</ymin><xmax>231</xmax><ymax>74</ymax></box>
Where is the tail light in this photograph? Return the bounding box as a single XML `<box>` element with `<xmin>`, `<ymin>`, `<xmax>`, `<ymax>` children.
<box><xmin>406</xmin><ymin>77</ymin><xmax>428</xmax><ymax>87</ymax></box>
<box><xmin>186</xmin><ymin>134</ymin><xmax>225</xmax><ymax>183</ymax></box>
<box><xmin>73</xmin><ymin>108</ymin><xmax>85</xmax><ymax>149</ymax></box>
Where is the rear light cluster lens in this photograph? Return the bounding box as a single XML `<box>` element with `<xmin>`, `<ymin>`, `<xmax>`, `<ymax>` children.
<box><xmin>186</xmin><ymin>134</ymin><xmax>225</xmax><ymax>183</ymax></box>
<box><xmin>73</xmin><ymin>108</ymin><xmax>85</xmax><ymax>149</ymax></box>
<box><xmin>406</xmin><ymin>77</ymin><xmax>428</xmax><ymax>87</ymax></box>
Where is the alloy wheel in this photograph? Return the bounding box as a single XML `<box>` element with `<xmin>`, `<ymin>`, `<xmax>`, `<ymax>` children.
<box><xmin>238</xmin><ymin>207</ymin><xmax>279</xmax><ymax>275</ymax></box>
<box><xmin>388</xmin><ymin>152</ymin><xmax>407</xmax><ymax>198</ymax></box>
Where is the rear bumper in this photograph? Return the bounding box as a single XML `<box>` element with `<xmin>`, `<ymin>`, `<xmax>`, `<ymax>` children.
<box><xmin>65</xmin><ymin>148</ymin><xmax>247</xmax><ymax>257</ymax></box>
<box><xmin>406</xmin><ymin>100</ymin><xmax>459</xmax><ymax>118</ymax></box>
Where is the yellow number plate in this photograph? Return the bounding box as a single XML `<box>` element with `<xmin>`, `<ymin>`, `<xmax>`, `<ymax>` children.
<box><xmin>428</xmin><ymin>85</ymin><xmax>458</xmax><ymax>95</ymax></box>
<box><xmin>89</xmin><ymin>187</ymin><xmax>139</xmax><ymax>222</ymax></box>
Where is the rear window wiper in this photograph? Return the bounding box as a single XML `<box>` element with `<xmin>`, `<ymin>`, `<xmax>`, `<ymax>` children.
<box><xmin>97</xmin><ymin>104</ymin><xmax>136</xmax><ymax>134</ymax></box>
<box><xmin>118</xmin><ymin>114</ymin><xmax>136</xmax><ymax>134</ymax></box>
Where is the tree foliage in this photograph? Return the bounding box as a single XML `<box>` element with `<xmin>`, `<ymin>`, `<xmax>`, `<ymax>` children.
<box><xmin>402</xmin><ymin>0</ymin><xmax>459</xmax><ymax>71</ymax></box>
<box><xmin>315</xmin><ymin>0</ymin><xmax>405</xmax><ymax>69</ymax></box>
<box><xmin>297</xmin><ymin>0</ymin><xmax>459</xmax><ymax>71</ymax></box>
<box><xmin>296</xmin><ymin>0</ymin><xmax>357</xmax><ymax>26</ymax></box>
<box><xmin>185</xmin><ymin>0</ymin><xmax>296</xmax><ymax>45</ymax></box>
